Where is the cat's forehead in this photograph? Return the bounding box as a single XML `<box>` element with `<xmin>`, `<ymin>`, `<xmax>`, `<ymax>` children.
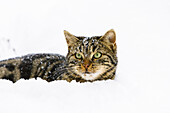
<box><xmin>77</xmin><ymin>36</ymin><xmax>101</xmax><ymax>44</ymax></box>
<box><xmin>72</xmin><ymin>36</ymin><xmax>103</xmax><ymax>55</ymax></box>
<box><xmin>82</xmin><ymin>37</ymin><xmax>91</xmax><ymax>43</ymax></box>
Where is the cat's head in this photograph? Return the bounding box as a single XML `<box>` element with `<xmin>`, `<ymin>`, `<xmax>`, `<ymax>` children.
<box><xmin>64</xmin><ymin>29</ymin><xmax>118</xmax><ymax>82</ymax></box>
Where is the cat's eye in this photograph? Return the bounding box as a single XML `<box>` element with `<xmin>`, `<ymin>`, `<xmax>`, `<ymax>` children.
<box><xmin>94</xmin><ymin>52</ymin><xmax>102</xmax><ymax>59</ymax></box>
<box><xmin>75</xmin><ymin>53</ymin><xmax>82</xmax><ymax>59</ymax></box>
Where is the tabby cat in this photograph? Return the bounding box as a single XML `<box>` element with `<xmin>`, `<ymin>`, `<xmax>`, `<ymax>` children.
<box><xmin>0</xmin><ymin>29</ymin><xmax>118</xmax><ymax>83</ymax></box>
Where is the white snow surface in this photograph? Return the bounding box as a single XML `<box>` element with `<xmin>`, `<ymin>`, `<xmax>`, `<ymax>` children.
<box><xmin>0</xmin><ymin>0</ymin><xmax>170</xmax><ymax>113</ymax></box>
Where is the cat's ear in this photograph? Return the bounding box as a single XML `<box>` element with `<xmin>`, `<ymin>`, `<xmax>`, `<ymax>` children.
<box><xmin>99</xmin><ymin>29</ymin><xmax>116</xmax><ymax>45</ymax></box>
<box><xmin>64</xmin><ymin>30</ymin><xmax>79</xmax><ymax>47</ymax></box>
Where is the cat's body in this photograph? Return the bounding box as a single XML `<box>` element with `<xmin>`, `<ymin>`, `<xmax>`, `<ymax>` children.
<box><xmin>0</xmin><ymin>29</ymin><xmax>118</xmax><ymax>83</ymax></box>
<box><xmin>0</xmin><ymin>54</ymin><xmax>69</xmax><ymax>83</ymax></box>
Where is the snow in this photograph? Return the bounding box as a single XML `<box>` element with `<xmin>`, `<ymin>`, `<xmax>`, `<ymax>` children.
<box><xmin>0</xmin><ymin>0</ymin><xmax>170</xmax><ymax>113</ymax></box>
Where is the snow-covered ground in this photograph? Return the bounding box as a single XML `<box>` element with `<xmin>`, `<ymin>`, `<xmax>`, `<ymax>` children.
<box><xmin>0</xmin><ymin>0</ymin><xmax>170</xmax><ymax>113</ymax></box>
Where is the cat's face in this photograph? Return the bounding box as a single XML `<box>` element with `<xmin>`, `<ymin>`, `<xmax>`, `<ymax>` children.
<box><xmin>64</xmin><ymin>30</ymin><xmax>117</xmax><ymax>81</ymax></box>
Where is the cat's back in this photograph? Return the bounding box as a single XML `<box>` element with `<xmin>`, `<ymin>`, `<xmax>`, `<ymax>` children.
<box><xmin>0</xmin><ymin>54</ymin><xmax>66</xmax><ymax>82</ymax></box>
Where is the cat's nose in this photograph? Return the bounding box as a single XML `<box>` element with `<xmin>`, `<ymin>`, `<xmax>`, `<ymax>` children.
<box><xmin>84</xmin><ymin>63</ymin><xmax>90</xmax><ymax>69</ymax></box>
<box><xmin>83</xmin><ymin>59</ymin><xmax>91</xmax><ymax>69</ymax></box>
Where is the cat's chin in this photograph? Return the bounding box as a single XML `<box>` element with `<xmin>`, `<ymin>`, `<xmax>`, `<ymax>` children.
<box><xmin>80</xmin><ymin>70</ymin><xmax>102</xmax><ymax>81</ymax></box>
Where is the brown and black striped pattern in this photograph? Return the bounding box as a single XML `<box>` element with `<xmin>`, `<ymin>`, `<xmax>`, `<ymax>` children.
<box><xmin>64</xmin><ymin>29</ymin><xmax>118</xmax><ymax>82</ymax></box>
<box><xmin>0</xmin><ymin>29</ymin><xmax>118</xmax><ymax>83</ymax></box>
<box><xmin>0</xmin><ymin>54</ymin><xmax>69</xmax><ymax>83</ymax></box>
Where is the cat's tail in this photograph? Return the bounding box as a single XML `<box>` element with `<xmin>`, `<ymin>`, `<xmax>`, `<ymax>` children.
<box><xmin>0</xmin><ymin>54</ymin><xmax>66</xmax><ymax>83</ymax></box>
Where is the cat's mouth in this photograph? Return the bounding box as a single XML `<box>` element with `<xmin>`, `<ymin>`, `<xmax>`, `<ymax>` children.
<box><xmin>80</xmin><ymin>70</ymin><xmax>102</xmax><ymax>81</ymax></box>
<box><xmin>84</xmin><ymin>71</ymin><xmax>90</xmax><ymax>74</ymax></box>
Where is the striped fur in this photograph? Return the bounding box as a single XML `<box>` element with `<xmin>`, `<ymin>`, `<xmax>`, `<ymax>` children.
<box><xmin>0</xmin><ymin>54</ymin><xmax>69</xmax><ymax>82</ymax></box>
<box><xmin>0</xmin><ymin>29</ymin><xmax>118</xmax><ymax>83</ymax></box>
<box><xmin>65</xmin><ymin>29</ymin><xmax>118</xmax><ymax>82</ymax></box>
